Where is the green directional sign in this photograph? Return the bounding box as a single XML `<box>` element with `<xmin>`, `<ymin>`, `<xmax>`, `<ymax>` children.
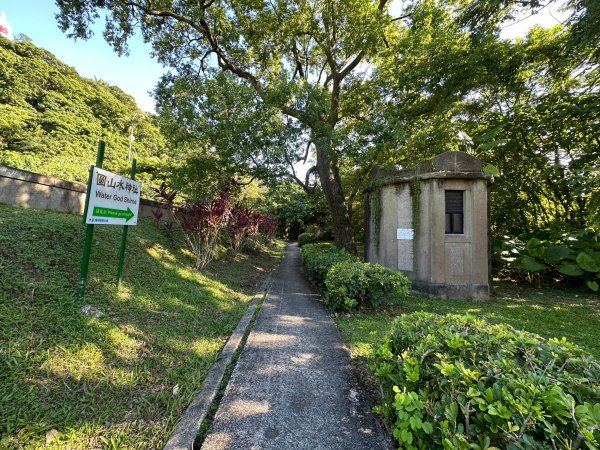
<box><xmin>93</xmin><ymin>206</ymin><xmax>135</xmax><ymax>222</ymax></box>
<box><xmin>85</xmin><ymin>167</ymin><xmax>141</xmax><ymax>225</ymax></box>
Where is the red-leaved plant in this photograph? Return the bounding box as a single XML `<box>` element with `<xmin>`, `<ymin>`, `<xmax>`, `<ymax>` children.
<box><xmin>180</xmin><ymin>189</ymin><xmax>231</xmax><ymax>269</ymax></box>
<box><xmin>258</xmin><ymin>214</ymin><xmax>278</xmax><ymax>245</ymax></box>
<box><xmin>227</xmin><ymin>206</ymin><xmax>260</xmax><ymax>253</ymax></box>
<box><xmin>152</xmin><ymin>183</ymin><xmax>177</xmax><ymax>237</ymax></box>
<box><xmin>154</xmin><ymin>180</ymin><xmax>278</xmax><ymax>268</ymax></box>
<box><xmin>154</xmin><ymin>183</ymin><xmax>231</xmax><ymax>269</ymax></box>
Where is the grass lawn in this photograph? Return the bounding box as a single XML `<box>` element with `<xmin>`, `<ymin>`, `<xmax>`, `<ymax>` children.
<box><xmin>335</xmin><ymin>281</ymin><xmax>600</xmax><ymax>362</ymax></box>
<box><xmin>0</xmin><ymin>203</ymin><xmax>283</xmax><ymax>449</ymax></box>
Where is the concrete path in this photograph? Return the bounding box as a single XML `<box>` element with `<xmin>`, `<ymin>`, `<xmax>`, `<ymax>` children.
<box><xmin>201</xmin><ymin>243</ymin><xmax>392</xmax><ymax>450</ymax></box>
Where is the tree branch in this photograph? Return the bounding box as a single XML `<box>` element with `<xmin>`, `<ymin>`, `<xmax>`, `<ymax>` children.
<box><xmin>125</xmin><ymin>2</ymin><xmax>261</xmax><ymax>86</ymax></box>
<box><xmin>302</xmin><ymin>140</ymin><xmax>312</xmax><ymax>164</ymax></box>
<box><xmin>234</xmin><ymin>176</ymin><xmax>257</xmax><ymax>187</ymax></box>
<box><xmin>339</xmin><ymin>50</ymin><xmax>365</xmax><ymax>79</ymax></box>
<box><xmin>292</xmin><ymin>40</ymin><xmax>306</xmax><ymax>79</ymax></box>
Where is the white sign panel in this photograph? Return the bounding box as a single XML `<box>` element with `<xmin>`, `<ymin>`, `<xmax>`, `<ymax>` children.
<box><xmin>85</xmin><ymin>167</ymin><xmax>141</xmax><ymax>225</ymax></box>
<box><xmin>396</xmin><ymin>228</ymin><xmax>414</xmax><ymax>240</ymax></box>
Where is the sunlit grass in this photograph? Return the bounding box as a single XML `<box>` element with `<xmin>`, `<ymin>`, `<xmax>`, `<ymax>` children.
<box><xmin>335</xmin><ymin>281</ymin><xmax>600</xmax><ymax>361</ymax></box>
<box><xmin>0</xmin><ymin>203</ymin><xmax>284</xmax><ymax>449</ymax></box>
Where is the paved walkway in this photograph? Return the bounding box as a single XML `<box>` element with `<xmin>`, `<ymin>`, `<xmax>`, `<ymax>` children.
<box><xmin>202</xmin><ymin>243</ymin><xmax>391</xmax><ymax>450</ymax></box>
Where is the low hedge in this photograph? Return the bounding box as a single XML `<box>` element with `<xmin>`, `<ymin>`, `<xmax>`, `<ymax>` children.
<box><xmin>300</xmin><ymin>243</ymin><xmax>355</xmax><ymax>288</ymax></box>
<box><xmin>298</xmin><ymin>232</ymin><xmax>319</xmax><ymax>248</ymax></box>
<box><xmin>325</xmin><ymin>261</ymin><xmax>410</xmax><ymax>311</ymax></box>
<box><xmin>370</xmin><ymin>312</ymin><xmax>600</xmax><ymax>449</ymax></box>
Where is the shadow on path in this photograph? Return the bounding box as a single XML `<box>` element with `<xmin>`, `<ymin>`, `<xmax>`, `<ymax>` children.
<box><xmin>201</xmin><ymin>243</ymin><xmax>392</xmax><ymax>449</ymax></box>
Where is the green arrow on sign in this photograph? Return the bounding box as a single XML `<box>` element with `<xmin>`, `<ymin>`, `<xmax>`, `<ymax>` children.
<box><xmin>93</xmin><ymin>206</ymin><xmax>135</xmax><ymax>222</ymax></box>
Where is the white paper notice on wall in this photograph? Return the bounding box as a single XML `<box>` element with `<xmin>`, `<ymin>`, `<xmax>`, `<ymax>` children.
<box><xmin>397</xmin><ymin>228</ymin><xmax>414</xmax><ymax>240</ymax></box>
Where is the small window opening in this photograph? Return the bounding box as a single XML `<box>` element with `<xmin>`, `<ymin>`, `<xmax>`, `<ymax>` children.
<box><xmin>445</xmin><ymin>190</ymin><xmax>464</xmax><ymax>234</ymax></box>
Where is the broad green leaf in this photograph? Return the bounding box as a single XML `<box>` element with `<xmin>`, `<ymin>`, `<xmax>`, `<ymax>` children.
<box><xmin>409</xmin><ymin>415</ymin><xmax>422</xmax><ymax>430</ymax></box>
<box><xmin>525</xmin><ymin>238</ymin><xmax>546</xmax><ymax>257</ymax></box>
<box><xmin>422</xmin><ymin>421</ymin><xmax>433</xmax><ymax>434</ymax></box>
<box><xmin>520</xmin><ymin>256</ymin><xmax>546</xmax><ymax>272</ymax></box>
<box><xmin>586</xmin><ymin>281</ymin><xmax>599</xmax><ymax>292</ymax></box>
<box><xmin>475</xmin><ymin>125</ymin><xmax>504</xmax><ymax>143</ymax></box>
<box><xmin>477</xmin><ymin>139</ymin><xmax>509</xmax><ymax>150</ymax></box>
<box><xmin>545</xmin><ymin>245</ymin><xmax>571</xmax><ymax>262</ymax></box>
<box><xmin>577</xmin><ymin>252</ymin><xmax>600</xmax><ymax>273</ymax></box>
<box><xmin>483</xmin><ymin>164</ymin><xmax>500</xmax><ymax>177</ymax></box>
<box><xmin>558</xmin><ymin>263</ymin><xmax>584</xmax><ymax>276</ymax></box>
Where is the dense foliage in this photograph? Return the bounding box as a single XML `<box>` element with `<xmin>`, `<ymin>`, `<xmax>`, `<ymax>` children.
<box><xmin>53</xmin><ymin>0</ymin><xmax>599</xmax><ymax>252</ymax></box>
<box><xmin>370</xmin><ymin>312</ymin><xmax>600</xmax><ymax>450</ymax></box>
<box><xmin>263</xmin><ymin>181</ymin><xmax>331</xmax><ymax>240</ymax></box>
<box><xmin>300</xmin><ymin>243</ymin><xmax>356</xmax><ymax>290</ymax></box>
<box><xmin>297</xmin><ymin>232</ymin><xmax>319</xmax><ymax>248</ymax></box>
<box><xmin>372</xmin><ymin>6</ymin><xmax>599</xmax><ymax>236</ymax></box>
<box><xmin>154</xmin><ymin>182</ymin><xmax>277</xmax><ymax>269</ymax></box>
<box><xmin>495</xmin><ymin>229</ymin><xmax>600</xmax><ymax>291</ymax></box>
<box><xmin>325</xmin><ymin>261</ymin><xmax>410</xmax><ymax>311</ymax></box>
<box><xmin>0</xmin><ymin>36</ymin><xmax>168</xmax><ymax>189</ymax></box>
<box><xmin>301</xmin><ymin>243</ymin><xmax>410</xmax><ymax>311</ymax></box>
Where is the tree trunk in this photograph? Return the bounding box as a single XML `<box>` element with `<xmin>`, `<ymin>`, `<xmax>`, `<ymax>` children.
<box><xmin>314</xmin><ymin>138</ymin><xmax>355</xmax><ymax>253</ymax></box>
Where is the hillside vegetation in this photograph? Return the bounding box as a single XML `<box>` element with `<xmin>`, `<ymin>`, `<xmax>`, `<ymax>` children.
<box><xmin>0</xmin><ymin>37</ymin><xmax>168</xmax><ymax>190</ymax></box>
<box><xmin>0</xmin><ymin>203</ymin><xmax>283</xmax><ymax>448</ymax></box>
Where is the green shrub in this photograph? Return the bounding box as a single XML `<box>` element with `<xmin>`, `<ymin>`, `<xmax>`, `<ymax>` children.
<box><xmin>325</xmin><ymin>261</ymin><xmax>368</xmax><ymax>310</ymax></box>
<box><xmin>298</xmin><ymin>232</ymin><xmax>319</xmax><ymax>248</ymax></box>
<box><xmin>364</xmin><ymin>263</ymin><xmax>411</xmax><ymax>306</ymax></box>
<box><xmin>325</xmin><ymin>261</ymin><xmax>411</xmax><ymax>311</ymax></box>
<box><xmin>300</xmin><ymin>243</ymin><xmax>355</xmax><ymax>288</ymax></box>
<box><xmin>305</xmin><ymin>224</ymin><xmax>321</xmax><ymax>237</ymax></box>
<box><xmin>494</xmin><ymin>229</ymin><xmax>600</xmax><ymax>291</ymax></box>
<box><xmin>370</xmin><ymin>312</ymin><xmax>600</xmax><ymax>449</ymax></box>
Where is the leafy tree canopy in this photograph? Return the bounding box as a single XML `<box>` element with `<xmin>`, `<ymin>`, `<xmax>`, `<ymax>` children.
<box><xmin>54</xmin><ymin>0</ymin><xmax>526</xmax><ymax>250</ymax></box>
<box><xmin>53</xmin><ymin>0</ymin><xmax>599</xmax><ymax>247</ymax></box>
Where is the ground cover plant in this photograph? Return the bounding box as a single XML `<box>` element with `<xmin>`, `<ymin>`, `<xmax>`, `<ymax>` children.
<box><xmin>370</xmin><ymin>313</ymin><xmax>600</xmax><ymax>449</ymax></box>
<box><xmin>335</xmin><ymin>282</ymin><xmax>600</xmax><ymax>361</ymax></box>
<box><xmin>0</xmin><ymin>203</ymin><xmax>283</xmax><ymax>449</ymax></box>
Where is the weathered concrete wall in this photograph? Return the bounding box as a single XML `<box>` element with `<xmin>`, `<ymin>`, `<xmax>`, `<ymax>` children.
<box><xmin>0</xmin><ymin>164</ymin><xmax>163</xmax><ymax>218</ymax></box>
<box><xmin>365</xmin><ymin>193</ymin><xmax>377</xmax><ymax>263</ymax></box>
<box><xmin>0</xmin><ymin>165</ymin><xmax>87</xmax><ymax>214</ymax></box>
<box><xmin>396</xmin><ymin>184</ymin><xmax>413</xmax><ymax>273</ymax></box>
<box><xmin>365</xmin><ymin>152</ymin><xmax>491</xmax><ymax>300</ymax></box>
<box><xmin>380</xmin><ymin>185</ymin><xmax>399</xmax><ymax>269</ymax></box>
<box><xmin>413</xmin><ymin>177</ymin><xmax>489</xmax><ymax>300</ymax></box>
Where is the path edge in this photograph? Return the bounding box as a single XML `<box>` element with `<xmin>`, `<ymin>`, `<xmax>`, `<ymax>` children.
<box><xmin>163</xmin><ymin>276</ymin><xmax>273</xmax><ymax>450</ymax></box>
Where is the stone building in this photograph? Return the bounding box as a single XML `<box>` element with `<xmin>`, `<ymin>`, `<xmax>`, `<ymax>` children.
<box><xmin>364</xmin><ymin>151</ymin><xmax>491</xmax><ymax>299</ymax></box>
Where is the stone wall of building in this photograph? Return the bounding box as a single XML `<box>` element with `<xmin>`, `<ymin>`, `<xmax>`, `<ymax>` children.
<box><xmin>364</xmin><ymin>152</ymin><xmax>491</xmax><ymax>300</ymax></box>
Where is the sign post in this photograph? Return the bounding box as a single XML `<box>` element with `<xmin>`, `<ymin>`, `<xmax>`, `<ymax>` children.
<box><xmin>77</xmin><ymin>141</ymin><xmax>142</xmax><ymax>301</ymax></box>
<box><xmin>78</xmin><ymin>141</ymin><xmax>105</xmax><ymax>301</ymax></box>
<box><xmin>117</xmin><ymin>159</ymin><xmax>137</xmax><ymax>289</ymax></box>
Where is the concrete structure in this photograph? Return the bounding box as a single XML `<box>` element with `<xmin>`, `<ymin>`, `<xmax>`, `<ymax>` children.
<box><xmin>0</xmin><ymin>164</ymin><xmax>165</xmax><ymax>218</ymax></box>
<box><xmin>364</xmin><ymin>152</ymin><xmax>491</xmax><ymax>300</ymax></box>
